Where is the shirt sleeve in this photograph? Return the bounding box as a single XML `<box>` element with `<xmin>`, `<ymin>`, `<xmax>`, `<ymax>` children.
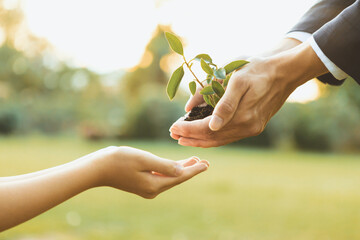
<box><xmin>286</xmin><ymin>31</ymin><xmax>312</xmax><ymax>43</ymax></box>
<box><xmin>287</xmin><ymin>0</ymin><xmax>356</xmax><ymax>85</ymax></box>
<box><xmin>307</xmin><ymin>36</ymin><xmax>349</xmax><ymax>80</ymax></box>
<box><xmin>286</xmin><ymin>31</ymin><xmax>348</xmax><ymax>80</ymax></box>
<box><xmin>312</xmin><ymin>0</ymin><xmax>360</xmax><ymax>83</ymax></box>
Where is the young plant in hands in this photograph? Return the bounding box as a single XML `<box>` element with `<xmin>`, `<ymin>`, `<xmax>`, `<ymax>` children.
<box><xmin>165</xmin><ymin>32</ymin><xmax>248</xmax><ymax>121</ymax></box>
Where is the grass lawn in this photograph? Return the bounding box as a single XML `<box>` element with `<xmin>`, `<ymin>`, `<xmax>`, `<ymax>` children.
<box><xmin>1</xmin><ymin>136</ymin><xmax>360</xmax><ymax>240</ymax></box>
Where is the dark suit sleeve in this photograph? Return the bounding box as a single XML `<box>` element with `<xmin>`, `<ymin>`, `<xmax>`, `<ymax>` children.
<box><xmin>288</xmin><ymin>0</ymin><xmax>358</xmax><ymax>85</ymax></box>
<box><xmin>313</xmin><ymin>0</ymin><xmax>360</xmax><ymax>84</ymax></box>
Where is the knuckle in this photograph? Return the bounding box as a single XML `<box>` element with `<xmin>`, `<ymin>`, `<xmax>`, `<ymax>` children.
<box><xmin>181</xmin><ymin>127</ymin><xmax>190</xmax><ymax>136</ymax></box>
<box><xmin>200</xmin><ymin>144</ymin><xmax>211</xmax><ymax>149</ymax></box>
<box><xmin>249</xmin><ymin>123</ymin><xmax>264</xmax><ymax>136</ymax></box>
<box><xmin>191</xmin><ymin>141</ymin><xmax>201</xmax><ymax>148</ymax></box>
<box><xmin>142</xmin><ymin>193</ymin><xmax>157</xmax><ymax>199</ymax></box>
<box><xmin>143</xmin><ymin>181</ymin><xmax>159</xmax><ymax>196</ymax></box>
<box><xmin>232</xmin><ymin>74</ymin><xmax>248</xmax><ymax>88</ymax></box>
<box><xmin>105</xmin><ymin>146</ymin><xmax>121</xmax><ymax>157</ymax></box>
<box><xmin>232</xmin><ymin>78</ymin><xmax>244</xmax><ymax>88</ymax></box>
<box><xmin>105</xmin><ymin>146</ymin><xmax>117</xmax><ymax>151</ymax></box>
<box><xmin>117</xmin><ymin>146</ymin><xmax>132</xmax><ymax>152</ymax></box>
<box><xmin>239</xmin><ymin>112</ymin><xmax>254</xmax><ymax>124</ymax></box>
<box><xmin>205</xmin><ymin>130</ymin><xmax>215</xmax><ymax>138</ymax></box>
<box><xmin>217</xmin><ymin>100</ymin><xmax>235</xmax><ymax>116</ymax></box>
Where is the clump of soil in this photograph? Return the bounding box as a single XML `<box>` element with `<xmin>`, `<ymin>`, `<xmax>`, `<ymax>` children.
<box><xmin>184</xmin><ymin>104</ymin><xmax>214</xmax><ymax>121</ymax></box>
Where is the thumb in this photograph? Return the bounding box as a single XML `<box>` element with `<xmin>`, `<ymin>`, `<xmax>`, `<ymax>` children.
<box><xmin>209</xmin><ymin>75</ymin><xmax>248</xmax><ymax>131</ymax></box>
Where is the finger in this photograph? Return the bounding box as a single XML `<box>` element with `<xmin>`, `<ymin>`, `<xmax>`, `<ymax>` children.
<box><xmin>152</xmin><ymin>157</ymin><xmax>199</xmax><ymax>176</ymax></box>
<box><xmin>142</xmin><ymin>154</ymin><xmax>184</xmax><ymax>177</ymax></box>
<box><xmin>170</xmin><ymin>132</ymin><xmax>180</xmax><ymax>140</ymax></box>
<box><xmin>185</xmin><ymin>88</ymin><xmax>204</xmax><ymax>112</ymax></box>
<box><xmin>158</xmin><ymin>162</ymin><xmax>209</xmax><ymax>190</ymax></box>
<box><xmin>178</xmin><ymin>137</ymin><xmax>226</xmax><ymax>148</ymax></box>
<box><xmin>199</xmin><ymin>159</ymin><xmax>210</xmax><ymax>168</ymax></box>
<box><xmin>170</xmin><ymin>117</ymin><xmax>212</xmax><ymax>140</ymax></box>
<box><xmin>178</xmin><ymin>156</ymin><xmax>200</xmax><ymax>167</ymax></box>
<box><xmin>209</xmin><ymin>73</ymin><xmax>249</xmax><ymax>131</ymax></box>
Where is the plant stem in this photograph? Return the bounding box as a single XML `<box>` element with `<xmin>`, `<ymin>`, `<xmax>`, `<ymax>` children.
<box><xmin>183</xmin><ymin>56</ymin><xmax>217</xmax><ymax>107</ymax></box>
<box><xmin>209</xmin><ymin>62</ymin><xmax>218</xmax><ymax>69</ymax></box>
<box><xmin>183</xmin><ymin>56</ymin><xmax>205</xmax><ymax>89</ymax></box>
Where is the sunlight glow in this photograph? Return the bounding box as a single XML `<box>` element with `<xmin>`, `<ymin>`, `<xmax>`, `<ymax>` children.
<box><xmin>287</xmin><ymin>80</ymin><xmax>320</xmax><ymax>103</ymax></box>
<box><xmin>21</xmin><ymin>0</ymin><xmax>158</xmax><ymax>73</ymax></box>
<box><xmin>21</xmin><ymin>0</ymin><xmax>319</xmax><ymax>102</ymax></box>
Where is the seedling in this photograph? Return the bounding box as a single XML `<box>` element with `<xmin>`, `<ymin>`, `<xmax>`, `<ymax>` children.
<box><xmin>165</xmin><ymin>32</ymin><xmax>249</xmax><ymax>111</ymax></box>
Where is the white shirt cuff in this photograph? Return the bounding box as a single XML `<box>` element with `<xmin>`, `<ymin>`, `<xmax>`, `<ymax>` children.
<box><xmin>286</xmin><ymin>31</ymin><xmax>312</xmax><ymax>43</ymax></box>
<box><xmin>307</xmin><ymin>36</ymin><xmax>348</xmax><ymax>80</ymax></box>
<box><xmin>287</xmin><ymin>31</ymin><xmax>348</xmax><ymax>80</ymax></box>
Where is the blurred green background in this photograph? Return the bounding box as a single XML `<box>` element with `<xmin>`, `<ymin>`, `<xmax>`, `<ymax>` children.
<box><xmin>1</xmin><ymin>0</ymin><xmax>360</xmax><ymax>239</ymax></box>
<box><xmin>2</xmin><ymin>137</ymin><xmax>360</xmax><ymax>240</ymax></box>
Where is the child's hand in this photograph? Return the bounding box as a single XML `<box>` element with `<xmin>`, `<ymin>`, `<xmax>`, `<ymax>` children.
<box><xmin>0</xmin><ymin>146</ymin><xmax>208</xmax><ymax>231</ymax></box>
<box><xmin>91</xmin><ymin>146</ymin><xmax>209</xmax><ymax>199</ymax></box>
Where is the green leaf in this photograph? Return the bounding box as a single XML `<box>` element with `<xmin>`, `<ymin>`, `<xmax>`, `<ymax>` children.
<box><xmin>165</xmin><ymin>32</ymin><xmax>184</xmax><ymax>55</ymax></box>
<box><xmin>214</xmin><ymin>68</ymin><xmax>226</xmax><ymax>79</ymax></box>
<box><xmin>203</xmin><ymin>95</ymin><xmax>215</xmax><ymax>108</ymax></box>
<box><xmin>166</xmin><ymin>65</ymin><xmax>184</xmax><ymax>100</ymax></box>
<box><xmin>206</xmin><ymin>74</ymin><xmax>213</xmax><ymax>84</ymax></box>
<box><xmin>189</xmin><ymin>81</ymin><xmax>196</xmax><ymax>95</ymax></box>
<box><xmin>213</xmin><ymin>95</ymin><xmax>220</xmax><ymax>105</ymax></box>
<box><xmin>212</xmin><ymin>81</ymin><xmax>225</xmax><ymax>98</ymax></box>
<box><xmin>223</xmin><ymin>73</ymin><xmax>231</xmax><ymax>87</ymax></box>
<box><xmin>194</xmin><ymin>54</ymin><xmax>212</xmax><ymax>63</ymax></box>
<box><xmin>201</xmin><ymin>59</ymin><xmax>213</xmax><ymax>75</ymax></box>
<box><xmin>224</xmin><ymin>60</ymin><xmax>249</xmax><ymax>74</ymax></box>
<box><xmin>200</xmin><ymin>85</ymin><xmax>215</xmax><ymax>95</ymax></box>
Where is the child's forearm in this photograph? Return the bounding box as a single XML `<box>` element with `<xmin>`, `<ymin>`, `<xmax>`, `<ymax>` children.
<box><xmin>0</xmin><ymin>157</ymin><xmax>98</xmax><ymax>231</ymax></box>
<box><xmin>0</xmin><ymin>146</ymin><xmax>209</xmax><ymax>232</ymax></box>
<box><xmin>0</xmin><ymin>155</ymin><xmax>90</xmax><ymax>183</ymax></box>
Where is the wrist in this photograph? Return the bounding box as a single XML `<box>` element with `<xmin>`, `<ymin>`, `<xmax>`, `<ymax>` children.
<box><xmin>86</xmin><ymin>146</ymin><xmax>125</xmax><ymax>188</ymax></box>
<box><xmin>267</xmin><ymin>42</ymin><xmax>328</xmax><ymax>90</ymax></box>
<box><xmin>83</xmin><ymin>153</ymin><xmax>108</xmax><ymax>189</ymax></box>
<box><xmin>261</xmin><ymin>38</ymin><xmax>302</xmax><ymax>58</ymax></box>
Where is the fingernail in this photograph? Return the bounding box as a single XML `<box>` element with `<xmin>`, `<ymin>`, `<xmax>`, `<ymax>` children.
<box><xmin>201</xmin><ymin>160</ymin><xmax>210</xmax><ymax>167</ymax></box>
<box><xmin>175</xmin><ymin>164</ymin><xmax>184</xmax><ymax>176</ymax></box>
<box><xmin>199</xmin><ymin>163</ymin><xmax>208</xmax><ymax>171</ymax></box>
<box><xmin>209</xmin><ymin>115</ymin><xmax>223</xmax><ymax>131</ymax></box>
<box><xmin>192</xmin><ymin>156</ymin><xmax>200</xmax><ymax>162</ymax></box>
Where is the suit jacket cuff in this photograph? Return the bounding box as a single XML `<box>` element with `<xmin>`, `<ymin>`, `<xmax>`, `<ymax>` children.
<box><xmin>308</xmin><ymin>36</ymin><xmax>348</xmax><ymax>80</ymax></box>
<box><xmin>312</xmin><ymin>0</ymin><xmax>360</xmax><ymax>84</ymax></box>
<box><xmin>286</xmin><ymin>31</ymin><xmax>347</xmax><ymax>82</ymax></box>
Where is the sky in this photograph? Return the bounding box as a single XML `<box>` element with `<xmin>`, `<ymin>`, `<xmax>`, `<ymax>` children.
<box><xmin>19</xmin><ymin>0</ymin><xmax>319</xmax><ymax>102</ymax></box>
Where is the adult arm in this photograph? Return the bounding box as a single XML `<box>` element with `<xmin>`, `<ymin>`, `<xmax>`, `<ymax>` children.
<box><xmin>0</xmin><ymin>147</ymin><xmax>209</xmax><ymax>231</ymax></box>
<box><xmin>311</xmin><ymin>0</ymin><xmax>360</xmax><ymax>83</ymax></box>
<box><xmin>170</xmin><ymin>0</ymin><xmax>359</xmax><ymax>147</ymax></box>
<box><xmin>289</xmin><ymin>0</ymin><xmax>359</xmax><ymax>84</ymax></box>
<box><xmin>170</xmin><ymin>42</ymin><xmax>328</xmax><ymax>147</ymax></box>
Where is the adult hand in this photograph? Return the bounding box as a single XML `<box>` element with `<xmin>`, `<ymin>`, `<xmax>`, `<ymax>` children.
<box><xmin>93</xmin><ymin>146</ymin><xmax>209</xmax><ymax>199</ymax></box>
<box><xmin>170</xmin><ymin>42</ymin><xmax>328</xmax><ymax>147</ymax></box>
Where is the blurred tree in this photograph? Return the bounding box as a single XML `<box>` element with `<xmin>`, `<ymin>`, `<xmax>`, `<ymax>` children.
<box><xmin>119</xmin><ymin>25</ymin><xmax>185</xmax><ymax>138</ymax></box>
<box><xmin>0</xmin><ymin>1</ymin><xmax>358</xmax><ymax>152</ymax></box>
<box><xmin>121</xmin><ymin>25</ymin><xmax>173</xmax><ymax>104</ymax></box>
<box><xmin>268</xmin><ymin>78</ymin><xmax>360</xmax><ymax>152</ymax></box>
